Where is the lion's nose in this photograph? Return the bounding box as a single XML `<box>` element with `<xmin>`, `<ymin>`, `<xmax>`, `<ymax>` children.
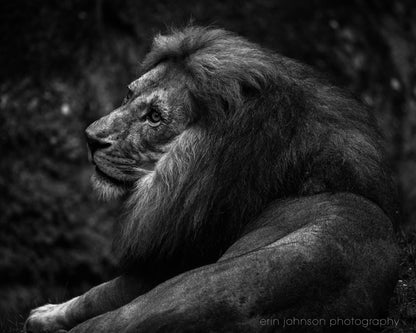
<box><xmin>85</xmin><ymin>125</ymin><xmax>112</xmax><ymax>155</ymax></box>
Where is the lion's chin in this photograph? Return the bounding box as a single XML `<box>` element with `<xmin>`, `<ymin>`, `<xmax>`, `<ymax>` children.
<box><xmin>91</xmin><ymin>171</ymin><xmax>128</xmax><ymax>201</ymax></box>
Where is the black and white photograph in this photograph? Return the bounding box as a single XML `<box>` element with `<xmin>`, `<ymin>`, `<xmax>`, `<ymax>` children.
<box><xmin>1</xmin><ymin>0</ymin><xmax>415</xmax><ymax>332</ymax></box>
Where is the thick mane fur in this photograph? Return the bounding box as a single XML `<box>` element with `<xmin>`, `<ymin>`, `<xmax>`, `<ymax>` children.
<box><xmin>116</xmin><ymin>26</ymin><xmax>398</xmax><ymax>276</ymax></box>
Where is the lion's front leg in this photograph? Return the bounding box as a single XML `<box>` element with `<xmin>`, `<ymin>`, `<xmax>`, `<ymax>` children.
<box><xmin>25</xmin><ymin>300</ymin><xmax>76</xmax><ymax>333</ymax></box>
<box><xmin>24</xmin><ymin>275</ymin><xmax>154</xmax><ymax>333</ymax></box>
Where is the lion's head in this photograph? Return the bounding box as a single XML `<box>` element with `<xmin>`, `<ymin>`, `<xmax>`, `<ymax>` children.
<box><xmin>86</xmin><ymin>62</ymin><xmax>192</xmax><ymax>200</ymax></box>
<box><xmin>85</xmin><ymin>27</ymin><xmax>397</xmax><ymax>275</ymax></box>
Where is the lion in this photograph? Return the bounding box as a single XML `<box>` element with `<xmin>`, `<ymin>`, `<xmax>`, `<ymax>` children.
<box><xmin>25</xmin><ymin>26</ymin><xmax>399</xmax><ymax>332</ymax></box>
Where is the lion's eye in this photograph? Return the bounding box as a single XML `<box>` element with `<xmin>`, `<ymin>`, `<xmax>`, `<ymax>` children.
<box><xmin>147</xmin><ymin>107</ymin><xmax>162</xmax><ymax>125</ymax></box>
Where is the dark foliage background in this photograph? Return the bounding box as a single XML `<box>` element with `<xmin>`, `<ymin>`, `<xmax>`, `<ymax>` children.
<box><xmin>0</xmin><ymin>0</ymin><xmax>415</xmax><ymax>331</ymax></box>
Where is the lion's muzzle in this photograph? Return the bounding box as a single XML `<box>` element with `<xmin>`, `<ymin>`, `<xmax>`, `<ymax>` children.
<box><xmin>85</xmin><ymin>122</ymin><xmax>112</xmax><ymax>156</ymax></box>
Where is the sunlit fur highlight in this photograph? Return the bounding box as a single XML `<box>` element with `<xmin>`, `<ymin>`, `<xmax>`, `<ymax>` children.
<box><xmin>115</xmin><ymin>26</ymin><xmax>397</xmax><ymax>276</ymax></box>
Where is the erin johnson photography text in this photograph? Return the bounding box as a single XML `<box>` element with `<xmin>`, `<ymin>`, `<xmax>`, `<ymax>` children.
<box><xmin>259</xmin><ymin>317</ymin><xmax>400</xmax><ymax>328</ymax></box>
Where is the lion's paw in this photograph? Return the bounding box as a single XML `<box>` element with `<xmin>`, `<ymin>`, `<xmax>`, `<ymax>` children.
<box><xmin>24</xmin><ymin>303</ymin><xmax>68</xmax><ymax>333</ymax></box>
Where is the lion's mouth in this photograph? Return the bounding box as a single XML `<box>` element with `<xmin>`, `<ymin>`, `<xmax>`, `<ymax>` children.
<box><xmin>93</xmin><ymin>163</ymin><xmax>149</xmax><ymax>186</ymax></box>
<box><xmin>92</xmin><ymin>153</ymin><xmax>139</xmax><ymax>184</ymax></box>
<box><xmin>91</xmin><ymin>153</ymin><xmax>154</xmax><ymax>189</ymax></box>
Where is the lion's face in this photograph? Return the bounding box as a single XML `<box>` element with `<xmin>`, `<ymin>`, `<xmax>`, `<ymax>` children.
<box><xmin>85</xmin><ymin>63</ymin><xmax>191</xmax><ymax>199</ymax></box>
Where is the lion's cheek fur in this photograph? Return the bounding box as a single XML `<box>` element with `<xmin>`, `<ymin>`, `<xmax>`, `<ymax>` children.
<box><xmin>91</xmin><ymin>172</ymin><xmax>127</xmax><ymax>201</ymax></box>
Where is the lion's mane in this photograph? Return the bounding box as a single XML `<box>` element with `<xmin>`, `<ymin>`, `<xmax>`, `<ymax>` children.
<box><xmin>116</xmin><ymin>27</ymin><xmax>397</xmax><ymax>276</ymax></box>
